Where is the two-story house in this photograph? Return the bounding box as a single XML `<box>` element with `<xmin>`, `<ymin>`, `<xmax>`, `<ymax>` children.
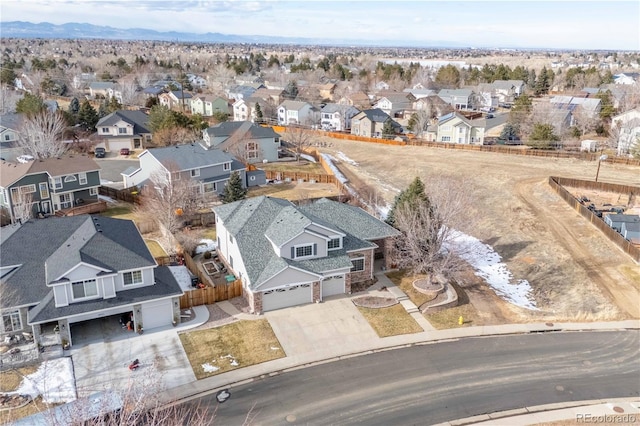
<box><xmin>373</xmin><ymin>92</ymin><xmax>415</xmax><ymax>117</ymax></box>
<box><xmin>226</xmin><ymin>84</ymin><xmax>262</xmax><ymax>101</ymax></box>
<box><xmin>435</xmin><ymin>111</ymin><xmax>507</xmax><ymax>145</ymax></box>
<box><xmin>232</xmin><ymin>97</ymin><xmax>273</xmax><ymax>123</ymax></box>
<box><xmin>190</xmin><ymin>96</ymin><xmax>230</xmax><ymax>117</ymax></box>
<box><xmin>122</xmin><ymin>143</ymin><xmax>250</xmax><ymax>196</ymax></box>
<box><xmin>338</xmin><ymin>91</ymin><xmax>372</xmax><ymax>109</ymax></box>
<box><xmin>202</xmin><ymin>121</ymin><xmax>281</xmax><ymax>163</ymax></box>
<box><xmin>95</xmin><ymin>110</ymin><xmax>152</xmax><ymax>153</ymax></box>
<box><xmin>277</xmin><ymin>100</ymin><xmax>317</xmax><ymax>126</ymax></box>
<box><xmin>0</xmin><ymin>113</ymin><xmax>24</xmax><ymax>162</ymax></box>
<box><xmin>159</xmin><ymin>91</ymin><xmax>192</xmax><ymax>110</ymax></box>
<box><xmin>611</xmin><ymin>108</ymin><xmax>640</xmax><ymax>156</ymax></box>
<box><xmin>437</xmin><ymin>89</ymin><xmax>474</xmax><ymax>110</ymax></box>
<box><xmin>0</xmin><ymin>155</ymin><xmax>101</xmax><ymax>222</ymax></box>
<box><xmin>0</xmin><ymin>215</ymin><xmax>183</xmax><ymax>349</ymax></box>
<box><xmin>350</xmin><ymin>109</ymin><xmax>402</xmax><ymax>138</ymax></box>
<box><xmin>320</xmin><ymin>104</ymin><xmax>360</xmax><ymax>132</ymax></box>
<box><xmin>213</xmin><ymin>196</ymin><xmax>400</xmax><ymax>313</ymax></box>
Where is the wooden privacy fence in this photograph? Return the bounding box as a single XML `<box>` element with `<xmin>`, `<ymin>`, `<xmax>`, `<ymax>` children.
<box><xmin>548</xmin><ymin>176</ymin><xmax>640</xmax><ymax>262</ymax></box>
<box><xmin>264</xmin><ymin>170</ymin><xmax>337</xmax><ymax>184</ymax></box>
<box><xmin>551</xmin><ymin>176</ymin><xmax>640</xmax><ymax>196</ymax></box>
<box><xmin>178</xmin><ymin>281</ymin><xmax>243</xmax><ymax>309</ymax></box>
<box><xmin>99</xmin><ymin>186</ymin><xmax>141</xmax><ymax>204</ymax></box>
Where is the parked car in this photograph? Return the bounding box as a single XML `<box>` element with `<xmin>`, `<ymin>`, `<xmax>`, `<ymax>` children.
<box><xmin>94</xmin><ymin>147</ymin><xmax>106</xmax><ymax>158</ymax></box>
<box><xmin>119</xmin><ymin>148</ymin><xmax>130</xmax><ymax>156</ymax></box>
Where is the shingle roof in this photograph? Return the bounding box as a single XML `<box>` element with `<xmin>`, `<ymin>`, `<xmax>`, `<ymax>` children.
<box><xmin>0</xmin><ymin>154</ymin><xmax>100</xmax><ymax>187</ymax></box>
<box><xmin>144</xmin><ymin>143</ymin><xmax>238</xmax><ymax>171</ymax></box>
<box><xmin>357</xmin><ymin>108</ymin><xmax>392</xmax><ymax>123</ymax></box>
<box><xmin>279</xmin><ymin>100</ymin><xmax>311</xmax><ymax>111</ymax></box>
<box><xmin>0</xmin><ymin>113</ymin><xmax>25</xmax><ymax>131</ymax></box>
<box><xmin>0</xmin><ymin>216</ymin><xmax>156</xmax><ymax>310</ymax></box>
<box><xmin>214</xmin><ymin>196</ymin><xmax>399</xmax><ymax>290</ymax></box>
<box><xmin>96</xmin><ymin>110</ymin><xmax>151</xmax><ymax>134</ymax></box>
<box><xmin>204</xmin><ymin>121</ymin><xmax>280</xmax><ymax>147</ymax></box>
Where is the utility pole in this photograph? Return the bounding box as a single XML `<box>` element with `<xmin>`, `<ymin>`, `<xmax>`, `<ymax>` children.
<box><xmin>595</xmin><ymin>154</ymin><xmax>608</xmax><ymax>182</ymax></box>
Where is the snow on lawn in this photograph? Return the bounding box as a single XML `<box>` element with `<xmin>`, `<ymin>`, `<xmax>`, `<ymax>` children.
<box><xmin>336</xmin><ymin>151</ymin><xmax>358</xmax><ymax>166</ymax></box>
<box><xmin>16</xmin><ymin>358</ymin><xmax>76</xmax><ymax>403</ymax></box>
<box><xmin>446</xmin><ymin>230</ymin><xmax>538</xmax><ymax>310</ymax></box>
<box><xmin>195</xmin><ymin>239</ymin><xmax>217</xmax><ymax>254</ymax></box>
<box><xmin>169</xmin><ymin>265</ymin><xmax>195</xmax><ymax>291</ymax></box>
<box><xmin>320</xmin><ymin>154</ymin><xmax>348</xmax><ymax>184</ymax></box>
<box><xmin>202</xmin><ymin>363</ymin><xmax>219</xmax><ymax>373</ymax></box>
<box><xmin>98</xmin><ymin>194</ymin><xmax>116</xmax><ymax>204</ymax></box>
<box><xmin>300</xmin><ymin>153</ymin><xmax>316</xmax><ymax>163</ymax></box>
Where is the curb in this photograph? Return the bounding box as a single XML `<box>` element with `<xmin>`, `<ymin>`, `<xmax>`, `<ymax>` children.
<box><xmin>165</xmin><ymin>324</ymin><xmax>640</xmax><ymax>406</ymax></box>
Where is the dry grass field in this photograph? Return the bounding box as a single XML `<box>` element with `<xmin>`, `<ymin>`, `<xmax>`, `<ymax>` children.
<box><xmin>319</xmin><ymin>137</ymin><xmax>640</xmax><ymax>321</ymax></box>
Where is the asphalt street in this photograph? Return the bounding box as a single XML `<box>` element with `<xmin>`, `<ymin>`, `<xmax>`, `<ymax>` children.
<box><xmin>188</xmin><ymin>331</ymin><xmax>640</xmax><ymax>425</ymax></box>
<box><xmin>95</xmin><ymin>158</ymin><xmax>137</xmax><ymax>186</ymax></box>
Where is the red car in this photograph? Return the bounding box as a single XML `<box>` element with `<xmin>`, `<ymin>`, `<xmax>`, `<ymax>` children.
<box><xmin>120</xmin><ymin>148</ymin><xmax>130</xmax><ymax>156</ymax></box>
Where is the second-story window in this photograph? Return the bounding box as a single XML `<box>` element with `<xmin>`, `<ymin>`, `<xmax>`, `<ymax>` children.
<box><xmin>79</xmin><ymin>173</ymin><xmax>87</xmax><ymax>185</ymax></box>
<box><xmin>101</xmin><ymin>127</ymin><xmax>109</xmax><ymax>133</ymax></box>
<box><xmin>328</xmin><ymin>238</ymin><xmax>341</xmax><ymax>250</ymax></box>
<box><xmin>293</xmin><ymin>243</ymin><xmax>316</xmax><ymax>259</ymax></box>
<box><xmin>72</xmin><ymin>279</ymin><xmax>98</xmax><ymax>299</ymax></box>
<box><xmin>191</xmin><ymin>169</ymin><xmax>200</xmax><ymax>177</ymax></box>
<box><xmin>223</xmin><ymin>162</ymin><xmax>231</xmax><ymax>171</ymax></box>
<box><xmin>118</xmin><ymin>127</ymin><xmax>127</xmax><ymax>134</ymax></box>
<box><xmin>53</xmin><ymin>177</ymin><xmax>63</xmax><ymax>189</ymax></box>
<box><xmin>64</xmin><ymin>175</ymin><xmax>77</xmax><ymax>182</ymax></box>
<box><xmin>123</xmin><ymin>270</ymin><xmax>143</xmax><ymax>286</ymax></box>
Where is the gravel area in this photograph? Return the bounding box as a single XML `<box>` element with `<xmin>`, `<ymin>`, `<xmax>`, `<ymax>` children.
<box><xmin>352</xmin><ymin>296</ymin><xmax>398</xmax><ymax>308</ymax></box>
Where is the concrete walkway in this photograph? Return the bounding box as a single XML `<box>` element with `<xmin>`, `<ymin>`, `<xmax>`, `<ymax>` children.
<box><xmin>375</xmin><ymin>271</ymin><xmax>436</xmax><ymax>331</ymax></box>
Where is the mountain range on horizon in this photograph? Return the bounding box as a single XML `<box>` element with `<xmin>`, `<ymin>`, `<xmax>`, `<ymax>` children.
<box><xmin>0</xmin><ymin>20</ymin><xmax>479</xmax><ymax>49</ymax></box>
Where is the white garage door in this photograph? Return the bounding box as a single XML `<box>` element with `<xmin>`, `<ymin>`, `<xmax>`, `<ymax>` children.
<box><xmin>141</xmin><ymin>299</ymin><xmax>173</xmax><ymax>330</ymax></box>
<box><xmin>322</xmin><ymin>275</ymin><xmax>345</xmax><ymax>298</ymax></box>
<box><xmin>262</xmin><ymin>284</ymin><xmax>312</xmax><ymax>312</ymax></box>
<box><xmin>106</xmin><ymin>140</ymin><xmax>131</xmax><ymax>152</ymax></box>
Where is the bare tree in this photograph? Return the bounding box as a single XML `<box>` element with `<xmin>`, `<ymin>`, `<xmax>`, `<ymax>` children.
<box><xmin>117</xmin><ymin>76</ymin><xmax>139</xmax><ymax>106</ymax></box>
<box><xmin>136</xmin><ymin>164</ymin><xmax>202</xmax><ymax>236</ymax></box>
<box><xmin>283</xmin><ymin>125</ymin><xmax>313</xmax><ymax>162</ymax></box>
<box><xmin>0</xmin><ymin>86</ymin><xmax>21</xmax><ymax>114</ymax></box>
<box><xmin>11</xmin><ymin>191</ymin><xmax>35</xmax><ymax>224</ymax></box>
<box><xmin>18</xmin><ymin>109</ymin><xmax>68</xmax><ymax>159</ymax></box>
<box><xmin>409</xmin><ymin>110</ymin><xmax>432</xmax><ymax>139</ymax></box>
<box><xmin>151</xmin><ymin>126</ymin><xmax>200</xmax><ymax>147</ymax></box>
<box><xmin>572</xmin><ymin>104</ymin><xmax>600</xmax><ymax>136</ymax></box>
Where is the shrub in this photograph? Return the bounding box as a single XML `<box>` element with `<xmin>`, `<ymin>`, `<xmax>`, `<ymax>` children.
<box><xmin>203</xmin><ymin>251</ymin><xmax>212</xmax><ymax>259</ymax></box>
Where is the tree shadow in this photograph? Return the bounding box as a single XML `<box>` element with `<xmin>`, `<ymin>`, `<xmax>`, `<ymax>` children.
<box><xmin>494</xmin><ymin>241</ymin><xmax>533</xmax><ymax>262</ymax></box>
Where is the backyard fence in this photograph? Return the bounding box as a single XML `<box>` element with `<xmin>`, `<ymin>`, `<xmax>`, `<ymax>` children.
<box><xmin>548</xmin><ymin>176</ymin><xmax>640</xmax><ymax>262</ymax></box>
<box><xmin>178</xmin><ymin>281</ymin><xmax>243</xmax><ymax>309</ymax></box>
<box><xmin>99</xmin><ymin>186</ymin><xmax>141</xmax><ymax>205</ymax></box>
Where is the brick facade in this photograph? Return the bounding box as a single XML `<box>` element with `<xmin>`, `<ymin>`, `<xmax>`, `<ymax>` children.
<box><xmin>312</xmin><ymin>281</ymin><xmax>320</xmax><ymax>302</ymax></box>
<box><xmin>348</xmin><ymin>249</ymin><xmax>374</xmax><ymax>283</ymax></box>
<box><xmin>344</xmin><ymin>273</ymin><xmax>352</xmax><ymax>294</ymax></box>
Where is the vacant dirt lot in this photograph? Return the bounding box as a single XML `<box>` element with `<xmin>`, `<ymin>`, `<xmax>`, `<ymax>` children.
<box><xmin>318</xmin><ymin>138</ymin><xmax>640</xmax><ymax>321</ymax></box>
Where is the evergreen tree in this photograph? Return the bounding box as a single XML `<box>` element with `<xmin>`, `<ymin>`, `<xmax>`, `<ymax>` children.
<box><xmin>254</xmin><ymin>103</ymin><xmax>264</xmax><ymax>124</ymax></box>
<box><xmin>15</xmin><ymin>93</ymin><xmax>46</xmax><ymax>116</ymax></box>
<box><xmin>527</xmin><ymin>69</ymin><xmax>537</xmax><ymax>91</ymax></box>
<box><xmin>78</xmin><ymin>100</ymin><xmax>99</xmax><ymax>131</ymax></box>
<box><xmin>221</xmin><ymin>171</ymin><xmax>247</xmax><ymax>203</ymax></box>
<box><xmin>386</xmin><ymin>177</ymin><xmax>428</xmax><ymax>226</ymax></box>
<box><xmin>528</xmin><ymin>123</ymin><xmax>559</xmax><ymax>149</ymax></box>
<box><xmin>106</xmin><ymin>96</ymin><xmax>122</xmax><ymax>114</ymax></box>
<box><xmin>284</xmin><ymin>81</ymin><xmax>298</xmax><ymax>100</ymax></box>
<box><xmin>382</xmin><ymin>119</ymin><xmax>396</xmax><ymax>139</ymax></box>
<box><xmin>500</xmin><ymin>123</ymin><xmax>519</xmax><ymax>142</ymax></box>
<box><xmin>68</xmin><ymin>97</ymin><xmax>80</xmax><ymax>115</ymax></box>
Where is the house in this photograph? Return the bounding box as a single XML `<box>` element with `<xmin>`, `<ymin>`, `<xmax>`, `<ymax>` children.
<box><xmin>190</xmin><ymin>95</ymin><xmax>230</xmax><ymax>117</ymax></box>
<box><xmin>490</xmin><ymin>80</ymin><xmax>525</xmax><ymax>102</ymax></box>
<box><xmin>375</xmin><ymin>81</ymin><xmax>390</xmax><ymax>91</ymax></box>
<box><xmin>122</xmin><ymin>143</ymin><xmax>249</xmax><ymax>195</ymax></box>
<box><xmin>0</xmin><ymin>155</ymin><xmax>101</xmax><ymax>222</ymax></box>
<box><xmin>95</xmin><ymin>110</ymin><xmax>152</xmax><ymax>152</ymax></box>
<box><xmin>142</xmin><ymin>85</ymin><xmax>165</xmax><ymax>98</ymax></box>
<box><xmin>338</xmin><ymin>91</ymin><xmax>371</xmax><ymax>109</ymax></box>
<box><xmin>0</xmin><ymin>215</ymin><xmax>183</xmax><ymax>348</ymax></box>
<box><xmin>320</xmin><ymin>103</ymin><xmax>360</xmax><ymax>132</ymax></box>
<box><xmin>277</xmin><ymin>100</ymin><xmax>317</xmax><ymax>126</ymax></box>
<box><xmin>438</xmin><ymin>89</ymin><xmax>474</xmax><ymax>110</ymax></box>
<box><xmin>158</xmin><ymin>91</ymin><xmax>192</xmax><ymax>110</ymax></box>
<box><xmin>434</xmin><ymin>111</ymin><xmax>507</xmax><ymax>145</ymax></box>
<box><xmin>213</xmin><ymin>196</ymin><xmax>400</xmax><ymax>313</ymax></box>
<box><xmin>251</xmin><ymin>88</ymin><xmax>285</xmax><ymax>105</ymax></box>
<box><xmin>202</xmin><ymin>121</ymin><xmax>281</xmax><ymax>163</ymax></box>
<box><xmin>373</xmin><ymin>92</ymin><xmax>415</xmax><ymax>116</ymax></box>
<box><xmin>186</xmin><ymin>73</ymin><xmax>208</xmax><ymax>89</ymax></box>
<box><xmin>226</xmin><ymin>84</ymin><xmax>262</xmax><ymax>101</ymax></box>
<box><xmin>403</xmin><ymin>88</ymin><xmax>436</xmax><ymax>99</ymax></box>
<box><xmin>0</xmin><ymin>113</ymin><xmax>24</xmax><ymax>147</ymax></box>
<box><xmin>611</xmin><ymin>108</ymin><xmax>640</xmax><ymax>156</ymax></box>
<box><xmin>604</xmin><ymin>214</ymin><xmax>640</xmax><ymax>233</ymax></box>
<box><xmin>550</xmin><ymin>96</ymin><xmax>601</xmax><ymax>118</ymax></box>
<box><xmin>613</xmin><ymin>73</ymin><xmax>640</xmax><ymax>85</ymax></box>
<box><xmin>621</xmin><ymin>221</ymin><xmax>640</xmax><ymax>244</ymax></box>
<box><xmin>232</xmin><ymin>97</ymin><xmax>273</xmax><ymax>123</ymax></box>
<box><xmin>413</xmin><ymin>95</ymin><xmax>454</xmax><ymax>117</ymax></box>
<box><xmin>88</xmin><ymin>82</ymin><xmax>121</xmax><ymax>102</ymax></box>
<box><xmin>350</xmin><ymin>109</ymin><xmax>402</xmax><ymax>138</ymax></box>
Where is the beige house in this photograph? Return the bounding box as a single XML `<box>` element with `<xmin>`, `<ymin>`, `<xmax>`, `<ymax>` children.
<box><xmin>435</xmin><ymin>112</ymin><xmax>507</xmax><ymax>145</ymax></box>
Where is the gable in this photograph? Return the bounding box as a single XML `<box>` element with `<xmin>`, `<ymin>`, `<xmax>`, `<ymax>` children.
<box><xmin>59</xmin><ymin>263</ymin><xmax>112</xmax><ymax>282</ymax></box>
<box><xmin>256</xmin><ymin>265</ymin><xmax>320</xmax><ymax>290</ymax></box>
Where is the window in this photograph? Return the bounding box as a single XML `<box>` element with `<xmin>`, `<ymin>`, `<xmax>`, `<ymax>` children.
<box><xmin>89</xmin><ymin>188</ymin><xmax>98</xmax><ymax>196</ymax></box>
<box><xmin>328</xmin><ymin>238</ymin><xmax>341</xmax><ymax>250</ymax></box>
<box><xmin>441</xmin><ymin>136</ymin><xmax>451</xmax><ymax>142</ymax></box>
<box><xmin>223</xmin><ymin>162</ymin><xmax>231</xmax><ymax>171</ymax></box>
<box><xmin>64</xmin><ymin>175</ymin><xmax>77</xmax><ymax>182</ymax></box>
<box><xmin>171</xmin><ymin>172</ymin><xmax>180</xmax><ymax>181</ymax></box>
<box><xmin>101</xmin><ymin>127</ymin><xmax>109</xmax><ymax>133</ymax></box>
<box><xmin>78</xmin><ymin>173</ymin><xmax>87</xmax><ymax>185</ymax></box>
<box><xmin>350</xmin><ymin>257</ymin><xmax>365</xmax><ymax>272</ymax></box>
<box><xmin>229</xmin><ymin>234</ymin><xmax>233</xmax><ymax>244</ymax></box>
<box><xmin>39</xmin><ymin>182</ymin><xmax>49</xmax><ymax>199</ymax></box>
<box><xmin>190</xmin><ymin>169</ymin><xmax>200</xmax><ymax>177</ymax></box>
<box><xmin>2</xmin><ymin>310</ymin><xmax>22</xmax><ymax>333</ymax></box>
<box><xmin>4</xmin><ymin>135</ymin><xmax>10</xmax><ymax>141</ymax></box>
<box><xmin>72</xmin><ymin>279</ymin><xmax>98</xmax><ymax>299</ymax></box>
<box><xmin>123</xmin><ymin>270</ymin><xmax>143</xmax><ymax>286</ymax></box>
<box><xmin>246</xmin><ymin>142</ymin><xmax>259</xmax><ymax>159</ymax></box>
<box><xmin>274</xmin><ymin>137</ymin><xmax>280</xmax><ymax>144</ymax></box>
<box><xmin>53</xmin><ymin>177</ymin><xmax>63</xmax><ymax>189</ymax></box>
<box><xmin>118</xmin><ymin>127</ymin><xmax>127</xmax><ymax>134</ymax></box>
<box><xmin>203</xmin><ymin>182</ymin><xmax>217</xmax><ymax>193</ymax></box>
<box><xmin>293</xmin><ymin>244</ymin><xmax>316</xmax><ymax>259</ymax></box>
<box><xmin>20</xmin><ymin>184</ymin><xmax>36</xmax><ymax>194</ymax></box>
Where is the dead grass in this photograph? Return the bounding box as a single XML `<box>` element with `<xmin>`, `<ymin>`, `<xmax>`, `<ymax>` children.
<box><xmin>425</xmin><ymin>303</ymin><xmax>482</xmax><ymax>330</ymax></box>
<box><xmin>357</xmin><ymin>305</ymin><xmax>423</xmax><ymax>337</ymax></box>
<box><xmin>100</xmin><ymin>204</ymin><xmax>138</xmax><ymax>221</ymax></box>
<box><xmin>260</xmin><ymin>161</ymin><xmax>325</xmax><ymax>174</ymax></box>
<box><xmin>248</xmin><ymin>182</ymin><xmax>296</xmax><ymax>197</ymax></box>
<box><xmin>144</xmin><ymin>239</ymin><xmax>168</xmax><ymax>258</ymax></box>
<box><xmin>0</xmin><ymin>396</ymin><xmax>57</xmax><ymax>425</ymax></box>
<box><xmin>0</xmin><ymin>365</ymin><xmax>39</xmax><ymax>392</ymax></box>
<box><xmin>248</xmin><ymin>182</ymin><xmax>339</xmax><ymax>201</ymax></box>
<box><xmin>179</xmin><ymin>320</ymin><xmax>284</xmax><ymax>379</ymax></box>
<box><xmin>201</xmin><ymin>227</ymin><xmax>217</xmax><ymax>241</ymax></box>
<box><xmin>385</xmin><ymin>271</ymin><xmax>432</xmax><ymax>307</ymax></box>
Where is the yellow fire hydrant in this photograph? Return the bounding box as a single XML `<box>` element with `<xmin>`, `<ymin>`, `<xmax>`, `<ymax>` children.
<box><xmin>458</xmin><ymin>316</ymin><xmax>464</xmax><ymax>325</ymax></box>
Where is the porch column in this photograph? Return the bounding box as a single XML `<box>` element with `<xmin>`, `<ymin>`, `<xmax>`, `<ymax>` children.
<box><xmin>133</xmin><ymin>304</ymin><xmax>143</xmax><ymax>332</ymax></box>
<box><xmin>58</xmin><ymin>319</ymin><xmax>70</xmax><ymax>347</ymax></box>
<box><xmin>172</xmin><ymin>297</ymin><xmax>180</xmax><ymax>325</ymax></box>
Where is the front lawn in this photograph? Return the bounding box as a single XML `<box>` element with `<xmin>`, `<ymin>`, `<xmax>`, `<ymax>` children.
<box><xmin>385</xmin><ymin>271</ymin><xmax>433</xmax><ymax>307</ymax></box>
<box><xmin>425</xmin><ymin>303</ymin><xmax>481</xmax><ymax>330</ymax></box>
<box><xmin>357</xmin><ymin>305</ymin><xmax>423</xmax><ymax>337</ymax></box>
<box><xmin>179</xmin><ymin>320</ymin><xmax>284</xmax><ymax>379</ymax></box>
<box><xmin>0</xmin><ymin>364</ymin><xmax>56</xmax><ymax>424</ymax></box>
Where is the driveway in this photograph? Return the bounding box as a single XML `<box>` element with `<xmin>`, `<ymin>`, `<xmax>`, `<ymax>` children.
<box><xmin>94</xmin><ymin>157</ymin><xmax>139</xmax><ymax>187</ymax></box>
<box><xmin>70</xmin><ymin>322</ymin><xmax>196</xmax><ymax>398</ymax></box>
<box><xmin>264</xmin><ymin>296</ymin><xmax>378</xmax><ymax>359</ymax></box>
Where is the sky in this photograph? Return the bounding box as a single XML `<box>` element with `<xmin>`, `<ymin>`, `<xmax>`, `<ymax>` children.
<box><xmin>1</xmin><ymin>0</ymin><xmax>639</xmax><ymax>50</ymax></box>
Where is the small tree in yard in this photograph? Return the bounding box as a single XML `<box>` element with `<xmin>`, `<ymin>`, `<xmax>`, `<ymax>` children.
<box><xmin>18</xmin><ymin>109</ymin><xmax>68</xmax><ymax>159</ymax></box>
<box><xmin>284</xmin><ymin>125</ymin><xmax>312</xmax><ymax>162</ymax></box>
<box><xmin>528</xmin><ymin>123</ymin><xmax>559</xmax><ymax>149</ymax></box>
<box><xmin>382</xmin><ymin>119</ymin><xmax>396</xmax><ymax>139</ymax></box>
<box><xmin>221</xmin><ymin>171</ymin><xmax>247</xmax><ymax>203</ymax></box>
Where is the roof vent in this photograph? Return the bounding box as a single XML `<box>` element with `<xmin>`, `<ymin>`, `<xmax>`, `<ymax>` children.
<box><xmin>98</xmin><ymin>229</ymin><xmax>102</xmax><ymax>233</ymax></box>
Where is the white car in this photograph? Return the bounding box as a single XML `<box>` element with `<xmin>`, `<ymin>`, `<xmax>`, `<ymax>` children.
<box><xmin>16</xmin><ymin>155</ymin><xmax>35</xmax><ymax>163</ymax></box>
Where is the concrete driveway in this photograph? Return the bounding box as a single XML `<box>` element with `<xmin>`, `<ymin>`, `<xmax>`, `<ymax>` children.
<box><xmin>70</xmin><ymin>321</ymin><xmax>197</xmax><ymax>398</ymax></box>
<box><xmin>264</xmin><ymin>297</ymin><xmax>378</xmax><ymax>359</ymax></box>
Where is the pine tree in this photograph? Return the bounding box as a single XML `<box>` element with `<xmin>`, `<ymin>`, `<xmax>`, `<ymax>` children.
<box><xmin>221</xmin><ymin>171</ymin><xmax>247</xmax><ymax>203</ymax></box>
<box><xmin>386</xmin><ymin>177</ymin><xmax>428</xmax><ymax>226</ymax></box>
<box><xmin>77</xmin><ymin>100</ymin><xmax>99</xmax><ymax>131</ymax></box>
<box><xmin>68</xmin><ymin>97</ymin><xmax>80</xmax><ymax>115</ymax></box>
<box><xmin>254</xmin><ymin>103</ymin><xmax>264</xmax><ymax>124</ymax></box>
<box><xmin>382</xmin><ymin>119</ymin><xmax>396</xmax><ymax>139</ymax></box>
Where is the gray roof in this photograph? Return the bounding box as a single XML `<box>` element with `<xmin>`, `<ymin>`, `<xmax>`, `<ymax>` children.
<box><xmin>357</xmin><ymin>108</ymin><xmax>394</xmax><ymax>123</ymax></box>
<box><xmin>96</xmin><ymin>110</ymin><xmax>151</xmax><ymax>134</ymax></box>
<box><xmin>1</xmin><ymin>216</ymin><xmax>156</xmax><ymax>310</ymax></box>
<box><xmin>321</xmin><ymin>103</ymin><xmax>359</xmax><ymax>115</ymax></box>
<box><xmin>214</xmin><ymin>196</ymin><xmax>399</xmax><ymax>290</ymax></box>
<box><xmin>607</xmin><ymin>214</ymin><xmax>640</xmax><ymax>223</ymax></box>
<box><xmin>145</xmin><ymin>143</ymin><xmax>239</xmax><ymax>172</ymax></box>
<box><xmin>204</xmin><ymin>121</ymin><xmax>280</xmax><ymax>148</ymax></box>
<box><xmin>0</xmin><ymin>113</ymin><xmax>25</xmax><ymax>131</ymax></box>
<box><xmin>89</xmin><ymin>82</ymin><xmax>115</xmax><ymax>90</ymax></box>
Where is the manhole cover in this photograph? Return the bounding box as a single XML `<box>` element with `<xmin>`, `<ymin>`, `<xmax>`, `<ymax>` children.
<box><xmin>286</xmin><ymin>414</ymin><xmax>297</xmax><ymax>423</ymax></box>
<box><xmin>613</xmin><ymin>406</ymin><xmax>624</xmax><ymax>413</ymax></box>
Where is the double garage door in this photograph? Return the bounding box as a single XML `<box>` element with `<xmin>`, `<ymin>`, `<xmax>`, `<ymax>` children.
<box><xmin>322</xmin><ymin>275</ymin><xmax>345</xmax><ymax>298</ymax></box>
<box><xmin>141</xmin><ymin>299</ymin><xmax>173</xmax><ymax>330</ymax></box>
<box><xmin>262</xmin><ymin>284</ymin><xmax>312</xmax><ymax>312</ymax></box>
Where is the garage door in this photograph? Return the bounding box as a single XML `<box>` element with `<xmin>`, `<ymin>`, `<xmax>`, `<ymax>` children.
<box><xmin>106</xmin><ymin>140</ymin><xmax>131</xmax><ymax>152</ymax></box>
<box><xmin>322</xmin><ymin>275</ymin><xmax>345</xmax><ymax>298</ymax></box>
<box><xmin>141</xmin><ymin>299</ymin><xmax>173</xmax><ymax>330</ymax></box>
<box><xmin>262</xmin><ymin>284</ymin><xmax>312</xmax><ymax>312</ymax></box>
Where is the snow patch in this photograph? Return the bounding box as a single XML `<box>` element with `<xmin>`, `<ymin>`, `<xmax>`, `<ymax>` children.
<box><xmin>16</xmin><ymin>358</ymin><xmax>76</xmax><ymax>403</ymax></box>
<box><xmin>195</xmin><ymin>239</ymin><xmax>217</xmax><ymax>254</ymax></box>
<box><xmin>98</xmin><ymin>194</ymin><xmax>116</xmax><ymax>204</ymax></box>
<box><xmin>336</xmin><ymin>151</ymin><xmax>358</xmax><ymax>166</ymax></box>
<box><xmin>202</xmin><ymin>363</ymin><xmax>219</xmax><ymax>373</ymax></box>
<box><xmin>99</xmin><ymin>179</ymin><xmax>114</xmax><ymax>185</ymax></box>
<box><xmin>320</xmin><ymin>154</ymin><xmax>348</xmax><ymax>184</ymax></box>
<box><xmin>445</xmin><ymin>230</ymin><xmax>538</xmax><ymax>310</ymax></box>
<box><xmin>168</xmin><ymin>265</ymin><xmax>195</xmax><ymax>291</ymax></box>
<box><xmin>299</xmin><ymin>154</ymin><xmax>316</xmax><ymax>163</ymax></box>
